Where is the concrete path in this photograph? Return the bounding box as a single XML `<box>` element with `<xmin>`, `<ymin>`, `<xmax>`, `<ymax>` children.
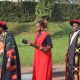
<box><xmin>21</xmin><ymin>64</ymin><xmax>65</xmax><ymax>80</ymax></box>
<box><xmin>21</xmin><ymin>74</ymin><xmax>32</xmax><ymax>80</ymax></box>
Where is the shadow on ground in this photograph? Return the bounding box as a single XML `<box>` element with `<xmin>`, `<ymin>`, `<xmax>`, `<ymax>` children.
<box><xmin>51</xmin><ymin>24</ymin><xmax>71</xmax><ymax>39</ymax></box>
<box><xmin>21</xmin><ymin>69</ymin><xmax>65</xmax><ymax>78</ymax></box>
<box><xmin>53</xmin><ymin>71</ymin><xmax>65</xmax><ymax>78</ymax></box>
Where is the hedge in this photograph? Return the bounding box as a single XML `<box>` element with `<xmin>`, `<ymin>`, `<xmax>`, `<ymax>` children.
<box><xmin>0</xmin><ymin>2</ymin><xmax>80</xmax><ymax>22</ymax></box>
<box><xmin>51</xmin><ymin>3</ymin><xmax>80</xmax><ymax>21</ymax></box>
<box><xmin>0</xmin><ymin>1</ymin><xmax>36</xmax><ymax>22</ymax></box>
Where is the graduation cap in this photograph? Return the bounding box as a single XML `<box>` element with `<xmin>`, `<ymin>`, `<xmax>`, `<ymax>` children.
<box><xmin>70</xmin><ymin>20</ymin><xmax>80</xmax><ymax>26</ymax></box>
<box><xmin>0</xmin><ymin>21</ymin><xmax>8</xmax><ymax>30</ymax></box>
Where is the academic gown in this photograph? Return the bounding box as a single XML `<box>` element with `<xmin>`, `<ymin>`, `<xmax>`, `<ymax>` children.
<box><xmin>32</xmin><ymin>32</ymin><xmax>52</xmax><ymax>80</ymax></box>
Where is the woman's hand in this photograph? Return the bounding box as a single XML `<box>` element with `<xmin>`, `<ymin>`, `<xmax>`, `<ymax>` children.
<box><xmin>39</xmin><ymin>46</ymin><xmax>51</xmax><ymax>52</ymax></box>
<box><xmin>39</xmin><ymin>46</ymin><xmax>43</xmax><ymax>51</ymax></box>
<box><xmin>27</xmin><ymin>41</ymin><xmax>34</xmax><ymax>46</ymax></box>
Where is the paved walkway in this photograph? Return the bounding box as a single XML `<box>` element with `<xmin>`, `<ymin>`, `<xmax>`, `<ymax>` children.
<box><xmin>21</xmin><ymin>64</ymin><xmax>65</xmax><ymax>80</ymax></box>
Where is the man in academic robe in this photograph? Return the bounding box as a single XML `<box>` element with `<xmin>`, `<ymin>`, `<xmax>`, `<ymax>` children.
<box><xmin>65</xmin><ymin>20</ymin><xmax>80</xmax><ymax>80</ymax></box>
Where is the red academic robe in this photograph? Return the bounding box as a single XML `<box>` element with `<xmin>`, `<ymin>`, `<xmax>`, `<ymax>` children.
<box><xmin>32</xmin><ymin>32</ymin><xmax>52</xmax><ymax>80</ymax></box>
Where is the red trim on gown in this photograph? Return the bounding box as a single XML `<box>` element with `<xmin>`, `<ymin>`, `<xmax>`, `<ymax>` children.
<box><xmin>65</xmin><ymin>49</ymin><xmax>68</xmax><ymax>80</ymax></box>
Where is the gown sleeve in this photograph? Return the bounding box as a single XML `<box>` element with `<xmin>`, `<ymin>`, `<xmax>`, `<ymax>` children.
<box><xmin>3</xmin><ymin>32</ymin><xmax>21</xmax><ymax>80</ymax></box>
<box><xmin>42</xmin><ymin>35</ymin><xmax>53</xmax><ymax>47</ymax></box>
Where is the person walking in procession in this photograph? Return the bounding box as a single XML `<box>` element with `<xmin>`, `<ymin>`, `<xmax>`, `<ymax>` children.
<box><xmin>32</xmin><ymin>19</ymin><xmax>53</xmax><ymax>80</ymax></box>
<box><xmin>23</xmin><ymin>19</ymin><xmax>53</xmax><ymax>80</ymax></box>
<box><xmin>66</xmin><ymin>20</ymin><xmax>80</xmax><ymax>80</ymax></box>
<box><xmin>0</xmin><ymin>21</ymin><xmax>21</xmax><ymax>80</ymax></box>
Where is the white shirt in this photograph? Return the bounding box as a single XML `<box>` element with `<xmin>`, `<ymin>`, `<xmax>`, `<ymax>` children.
<box><xmin>70</xmin><ymin>30</ymin><xmax>80</xmax><ymax>45</ymax></box>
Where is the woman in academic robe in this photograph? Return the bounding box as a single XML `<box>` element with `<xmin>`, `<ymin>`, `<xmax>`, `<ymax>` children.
<box><xmin>32</xmin><ymin>19</ymin><xmax>53</xmax><ymax>80</ymax></box>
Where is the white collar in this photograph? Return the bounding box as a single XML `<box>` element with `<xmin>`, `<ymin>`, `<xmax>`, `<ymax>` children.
<box><xmin>70</xmin><ymin>30</ymin><xmax>80</xmax><ymax>45</ymax></box>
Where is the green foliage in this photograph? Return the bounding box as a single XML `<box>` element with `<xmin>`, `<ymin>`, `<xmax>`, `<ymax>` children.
<box><xmin>35</xmin><ymin>2</ymin><xmax>52</xmax><ymax>19</ymax></box>
<box><xmin>39</xmin><ymin>0</ymin><xmax>54</xmax><ymax>4</ymax></box>
<box><xmin>36</xmin><ymin>2</ymin><xmax>80</xmax><ymax>21</ymax></box>
<box><xmin>51</xmin><ymin>3</ymin><xmax>64</xmax><ymax>21</ymax></box>
<box><xmin>35</xmin><ymin>2</ymin><xmax>46</xmax><ymax>17</ymax></box>
<box><xmin>51</xmin><ymin>3</ymin><xmax>80</xmax><ymax>21</ymax></box>
<box><xmin>0</xmin><ymin>1</ymin><xmax>36</xmax><ymax>22</ymax></box>
<box><xmin>1</xmin><ymin>1</ymin><xmax>80</xmax><ymax>22</ymax></box>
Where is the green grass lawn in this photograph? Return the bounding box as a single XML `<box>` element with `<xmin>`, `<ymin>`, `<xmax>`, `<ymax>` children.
<box><xmin>7</xmin><ymin>21</ymin><xmax>71</xmax><ymax>66</ymax></box>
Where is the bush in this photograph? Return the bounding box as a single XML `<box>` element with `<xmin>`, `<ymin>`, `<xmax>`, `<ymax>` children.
<box><xmin>51</xmin><ymin>3</ymin><xmax>80</xmax><ymax>21</ymax></box>
<box><xmin>35</xmin><ymin>2</ymin><xmax>52</xmax><ymax>20</ymax></box>
<box><xmin>0</xmin><ymin>2</ymin><xmax>80</xmax><ymax>22</ymax></box>
<box><xmin>0</xmin><ymin>1</ymin><xmax>36</xmax><ymax>22</ymax></box>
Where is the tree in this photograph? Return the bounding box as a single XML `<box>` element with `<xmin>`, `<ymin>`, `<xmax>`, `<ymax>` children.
<box><xmin>39</xmin><ymin>0</ymin><xmax>54</xmax><ymax>4</ymax></box>
<box><xmin>35</xmin><ymin>0</ymin><xmax>53</xmax><ymax>20</ymax></box>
